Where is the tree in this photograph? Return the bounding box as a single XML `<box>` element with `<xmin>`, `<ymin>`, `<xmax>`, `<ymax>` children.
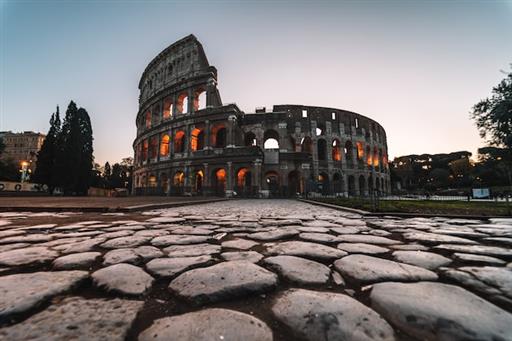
<box><xmin>103</xmin><ymin>162</ymin><xmax>111</xmax><ymax>185</ymax></box>
<box><xmin>33</xmin><ymin>107</ymin><xmax>61</xmax><ymax>192</ymax></box>
<box><xmin>471</xmin><ymin>67</ymin><xmax>512</xmax><ymax>149</ymax></box>
<box><xmin>0</xmin><ymin>137</ymin><xmax>19</xmax><ymax>181</ymax></box>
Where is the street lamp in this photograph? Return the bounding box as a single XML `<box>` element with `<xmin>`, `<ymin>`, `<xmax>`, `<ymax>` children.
<box><xmin>20</xmin><ymin>161</ymin><xmax>29</xmax><ymax>183</ymax></box>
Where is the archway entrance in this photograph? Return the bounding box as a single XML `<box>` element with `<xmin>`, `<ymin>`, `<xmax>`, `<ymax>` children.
<box><xmin>194</xmin><ymin>170</ymin><xmax>204</xmax><ymax>194</ymax></box>
<box><xmin>265</xmin><ymin>171</ymin><xmax>280</xmax><ymax>198</ymax></box>
<box><xmin>236</xmin><ymin>168</ymin><xmax>252</xmax><ymax>197</ymax></box>
<box><xmin>212</xmin><ymin>168</ymin><xmax>226</xmax><ymax>196</ymax></box>
<box><xmin>288</xmin><ymin>170</ymin><xmax>302</xmax><ymax>197</ymax></box>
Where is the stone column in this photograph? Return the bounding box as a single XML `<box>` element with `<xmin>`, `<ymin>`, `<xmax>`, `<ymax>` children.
<box><xmin>253</xmin><ymin>159</ymin><xmax>262</xmax><ymax>195</ymax></box>
<box><xmin>187</xmin><ymin>89</ymin><xmax>194</xmax><ymax>114</ymax></box>
<box><xmin>226</xmin><ymin>161</ymin><xmax>233</xmax><ymax>197</ymax></box>
<box><xmin>227</xmin><ymin>116</ymin><xmax>235</xmax><ymax>148</ymax></box>
<box><xmin>204</xmin><ymin>120</ymin><xmax>211</xmax><ymax>150</ymax></box>
<box><xmin>203</xmin><ymin>162</ymin><xmax>210</xmax><ymax>194</ymax></box>
<box><xmin>172</xmin><ymin>94</ymin><xmax>178</xmax><ymax>117</ymax></box>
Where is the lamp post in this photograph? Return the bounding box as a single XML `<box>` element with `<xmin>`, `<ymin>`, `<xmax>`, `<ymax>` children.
<box><xmin>20</xmin><ymin>161</ymin><xmax>29</xmax><ymax>183</ymax></box>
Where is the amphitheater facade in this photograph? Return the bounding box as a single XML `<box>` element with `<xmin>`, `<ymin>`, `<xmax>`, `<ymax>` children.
<box><xmin>133</xmin><ymin>35</ymin><xmax>390</xmax><ymax>197</ymax></box>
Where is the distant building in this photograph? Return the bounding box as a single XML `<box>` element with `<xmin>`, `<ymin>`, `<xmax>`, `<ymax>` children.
<box><xmin>0</xmin><ymin>131</ymin><xmax>46</xmax><ymax>178</ymax></box>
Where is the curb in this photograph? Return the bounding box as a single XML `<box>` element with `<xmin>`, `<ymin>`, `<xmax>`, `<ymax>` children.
<box><xmin>298</xmin><ymin>199</ymin><xmax>369</xmax><ymax>215</ymax></box>
<box><xmin>0</xmin><ymin>198</ymin><xmax>229</xmax><ymax>213</ymax></box>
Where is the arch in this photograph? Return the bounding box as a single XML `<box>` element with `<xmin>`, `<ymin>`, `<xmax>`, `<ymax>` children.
<box><xmin>211</xmin><ymin>124</ymin><xmax>226</xmax><ymax>148</ymax></box>
<box><xmin>333</xmin><ymin>172</ymin><xmax>343</xmax><ymax>193</ymax></box>
<box><xmin>373</xmin><ymin>147</ymin><xmax>379</xmax><ymax>168</ymax></box>
<box><xmin>301</xmin><ymin>136</ymin><xmax>313</xmax><ymax>153</ymax></box>
<box><xmin>318</xmin><ymin>172</ymin><xmax>330</xmax><ymax>194</ymax></box>
<box><xmin>148</xmin><ymin>174</ymin><xmax>157</xmax><ymax>187</ymax></box>
<box><xmin>359</xmin><ymin>175</ymin><xmax>366</xmax><ymax>196</ymax></box>
<box><xmin>263</xmin><ymin>130</ymin><xmax>280</xmax><ymax>149</ymax></box>
<box><xmin>288</xmin><ymin>170</ymin><xmax>303</xmax><ymax>196</ymax></box>
<box><xmin>194</xmin><ymin>170</ymin><xmax>204</xmax><ymax>193</ymax></box>
<box><xmin>264</xmin><ymin>171</ymin><xmax>280</xmax><ymax>197</ymax></box>
<box><xmin>141</xmin><ymin>174</ymin><xmax>147</xmax><ymax>187</ymax></box>
<box><xmin>177</xmin><ymin>92</ymin><xmax>188</xmax><ymax>114</ymax></box>
<box><xmin>191</xmin><ymin>128</ymin><xmax>205</xmax><ymax>151</ymax></box>
<box><xmin>356</xmin><ymin>142</ymin><xmax>364</xmax><ymax>161</ymax></box>
<box><xmin>332</xmin><ymin>139</ymin><xmax>341</xmax><ymax>161</ymax></box>
<box><xmin>236</xmin><ymin>167</ymin><xmax>252</xmax><ymax>196</ymax></box>
<box><xmin>150</xmin><ymin>136</ymin><xmax>158</xmax><ymax>159</ymax></box>
<box><xmin>348</xmin><ymin>175</ymin><xmax>356</xmax><ymax>196</ymax></box>
<box><xmin>317</xmin><ymin>139</ymin><xmax>327</xmax><ymax>161</ymax></box>
<box><xmin>244</xmin><ymin>132</ymin><xmax>257</xmax><ymax>147</ymax></box>
<box><xmin>163</xmin><ymin>97</ymin><xmax>173</xmax><ymax>119</ymax></box>
<box><xmin>366</xmin><ymin>145</ymin><xmax>372</xmax><ymax>165</ymax></box>
<box><xmin>174</xmin><ymin>130</ymin><xmax>186</xmax><ymax>153</ymax></box>
<box><xmin>173</xmin><ymin>171</ymin><xmax>184</xmax><ymax>187</ymax></box>
<box><xmin>344</xmin><ymin>141</ymin><xmax>353</xmax><ymax>160</ymax></box>
<box><xmin>212</xmin><ymin>168</ymin><xmax>226</xmax><ymax>196</ymax></box>
<box><xmin>145</xmin><ymin>110</ymin><xmax>151</xmax><ymax>129</ymax></box>
<box><xmin>193</xmin><ymin>88</ymin><xmax>206</xmax><ymax>111</ymax></box>
<box><xmin>142</xmin><ymin>139</ymin><xmax>149</xmax><ymax>160</ymax></box>
<box><xmin>160</xmin><ymin>134</ymin><xmax>170</xmax><ymax>157</ymax></box>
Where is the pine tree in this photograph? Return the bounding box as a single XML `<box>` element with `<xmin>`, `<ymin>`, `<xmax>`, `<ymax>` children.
<box><xmin>103</xmin><ymin>162</ymin><xmax>111</xmax><ymax>188</ymax></box>
<box><xmin>33</xmin><ymin>106</ymin><xmax>61</xmax><ymax>192</ymax></box>
<box><xmin>75</xmin><ymin>107</ymin><xmax>94</xmax><ymax>195</ymax></box>
<box><xmin>54</xmin><ymin>101</ymin><xmax>79</xmax><ymax>193</ymax></box>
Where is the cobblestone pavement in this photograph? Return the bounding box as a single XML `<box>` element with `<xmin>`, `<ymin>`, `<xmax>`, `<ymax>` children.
<box><xmin>0</xmin><ymin>199</ymin><xmax>511</xmax><ymax>340</ymax></box>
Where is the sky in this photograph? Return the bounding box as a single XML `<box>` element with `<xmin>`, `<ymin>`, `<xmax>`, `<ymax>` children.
<box><xmin>1</xmin><ymin>0</ymin><xmax>511</xmax><ymax>165</ymax></box>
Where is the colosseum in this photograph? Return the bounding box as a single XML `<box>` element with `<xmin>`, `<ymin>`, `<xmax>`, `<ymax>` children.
<box><xmin>133</xmin><ymin>35</ymin><xmax>390</xmax><ymax>197</ymax></box>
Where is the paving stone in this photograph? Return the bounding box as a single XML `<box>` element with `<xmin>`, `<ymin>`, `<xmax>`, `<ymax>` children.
<box><xmin>169</xmin><ymin>261</ymin><xmax>277</xmax><ymax>304</ymax></box>
<box><xmin>247</xmin><ymin>228</ymin><xmax>299</xmax><ymax>241</ymax></box>
<box><xmin>297</xmin><ymin>226</ymin><xmax>330</xmax><ymax>233</ymax></box>
<box><xmin>146</xmin><ymin>256</ymin><xmax>213</xmax><ymax>277</ymax></box>
<box><xmin>164</xmin><ymin>243</ymin><xmax>221</xmax><ymax>257</ymax></box>
<box><xmin>103</xmin><ymin>248</ymin><xmax>140</xmax><ymax>265</ymax></box>
<box><xmin>453</xmin><ymin>253</ymin><xmax>506</xmax><ymax>265</ymax></box>
<box><xmin>442</xmin><ymin>266</ymin><xmax>512</xmax><ymax>301</ymax></box>
<box><xmin>52</xmin><ymin>237</ymin><xmax>107</xmax><ymax>254</ymax></box>
<box><xmin>0</xmin><ymin>234</ymin><xmax>53</xmax><ymax>244</ymax></box>
<box><xmin>299</xmin><ymin>232</ymin><xmax>339</xmax><ymax>244</ymax></box>
<box><xmin>265</xmin><ymin>241</ymin><xmax>347</xmax><ymax>260</ymax></box>
<box><xmin>272</xmin><ymin>289</ymin><xmax>395</xmax><ymax>341</ymax></box>
<box><xmin>169</xmin><ymin>227</ymin><xmax>214</xmax><ymax>235</ymax></box>
<box><xmin>389</xmin><ymin>244</ymin><xmax>429</xmax><ymax>251</ymax></box>
<box><xmin>100</xmin><ymin>236</ymin><xmax>150</xmax><ymax>249</ymax></box>
<box><xmin>138</xmin><ymin>308</ymin><xmax>273</xmax><ymax>341</ymax></box>
<box><xmin>392</xmin><ymin>250</ymin><xmax>452</xmax><ymax>270</ymax></box>
<box><xmin>92</xmin><ymin>263</ymin><xmax>154</xmax><ymax>295</ymax></box>
<box><xmin>134</xmin><ymin>245</ymin><xmax>164</xmax><ymax>260</ymax></box>
<box><xmin>484</xmin><ymin>237</ymin><xmax>512</xmax><ymax>246</ymax></box>
<box><xmin>370</xmin><ymin>281</ymin><xmax>512</xmax><ymax>341</ymax></box>
<box><xmin>336</xmin><ymin>234</ymin><xmax>398</xmax><ymax>245</ymax></box>
<box><xmin>221</xmin><ymin>238</ymin><xmax>259</xmax><ymax>250</ymax></box>
<box><xmin>151</xmin><ymin>234</ymin><xmax>211</xmax><ymax>246</ymax></box>
<box><xmin>146</xmin><ymin>216</ymin><xmax>186</xmax><ymax>223</ymax></box>
<box><xmin>330</xmin><ymin>226</ymin><xmax>365</xmax><ymax>235</ymax></box>
<box><xmin>337</xmin><ymin>243</ymin><xmax>389</xmax><ymax>255</ymax></box>
<box><xmin>431</xmin><ymin>229</ymin><xmax>487</xmax><ymax>238</ymax></box>
<box><xmin>434</xmin><ymin>244</ymin><xmax>512</xmax><ymax>258</ymax></box>
<box><xmin>0</xmin><ymin>246</ymin><xmax>59</xmax><ymax>266</ymax></box>
<box><xmin>0</xmin><ymin>296</ymin><xmax>143</xmax><ymax>341</ymax></box>
<box><xmin>334</xmin><ymin>254</ymin><xmax>438</xmax><ymax>283</ymax></box>
<box><xmin>403</xmin><ymin>231</ymin><xmax>478</xmax><ymax>245</ymax></box>
<box><xmin>264</xmin><ymin>255</ymin><xmax>330</xmax><ymax>284</ymax></box>
<box><xmin>221</xmin><ymin>251</ymin><xmax>263</xmax><ymax>263</ymax></box>
<box><xmin>53</xmin><ymin>252</ymin><xmax>101</xmax><ymax>270</ymax></box>
<box><xmin>0</xmin><ymin>271</ymin><xmax>88</xmax><ymax>319</ymax></box>
<box><xmin>133</xmin><ymin>230</ymin><xmax>169</xmax><ymax>238</ymax></box>
<box><xmin>0</xmin><ymin>242</ymin><xmax>30</xmax><ymax>253</ymax></box>
<box><xmin>101</xmin><ymin>231</ymin><xmax>134</xmax><ymax>239</ymax></box>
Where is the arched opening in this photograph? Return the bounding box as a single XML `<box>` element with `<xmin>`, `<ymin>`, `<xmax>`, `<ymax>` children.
<box><xmin>332</xmin><ymin>139</ymin><xmax>341</xmax><ymax>161</ymax></box>
<box><xmin>263</xmin><ymin>130</ymin><xmax>280</xmax><ymax>149</ymax></box>
<box><xmin>172</xmin><ymin>171</ymin><xmax>185</xmax><ymax>195</ymax></box>
<box><xmin>212</xmin><ymin>168</ymin><xmax>226</xmax><ymax>196</ymax></box>
<box><xmin>359</xmin><ymin>175</ymin><xmax>366</xmax><ymax>196</ymax></box>
<box><xmin>177</xmin><ymin>93</ymin><xmax>188</xmax><ymax>114</ymax></box>
<box><xmin>366</xmin><ymin>146</ymin><xmax>372</xmax><ymax>166</ymax></box>
<box><xmin>265</xmin><ymin>171</ymin><xmax>280</xmax><ymax>197</ymax></box>
<box><xmin>301</xmin><ymin>136</ymin><xmax>313</xmax><ymax>154</ymax></box>
<box><xmin>287</xmin><ymin>170</ymin><xmax>302</xmax><ymax>197</ymax></box>
<box><xmin>145</xmin><ymin>110</ymin><xmax>151</xmax><ymax>129</ymax></box>
<box><xmin>289</xmin><ymin>137</ymin><xmax>296</xmax><ymax>151</ymax></box>
<box><xmin>318</xmin><ymin>172</ymin><xmax>330</xmax><ymax>194</ymax></box>
<box><xmin>244</xmin><ymin>132</ymin><xmax>257</xmax><ymax>147</ymax></box>
<box><xmin>373</xmin><ymin>147</ymin><xmax>379</xmax><ymax>168</ymax></box>
<box><xmin>160</xmin><ymin>134</ymin><xmax>170</xmax><ymax>157</ymax></box>
<box><xmin>348</xmin><ymin>175</ymin><xmax>356</xmax><ymax>196</ymax></box>
<box><xmin>193</xmin><ymin>88</ymin><xmax>206</xmax><ymax>111</ymax></box>
<box><xmin>368</xmin><ymin>175</ymin><xmax>374</xmax><ymax>194</ymax></box>
<box><xmin>163</xmin><ymin>97</ymin><xmax>172</xmax><ymax>119</ymax></box>
<box><xmin>194</xmin><ymin>170</ymin><xmax>204</xmax><ymax>194</ymax></box>
<box><xmin>356</xmin><ymin>142</ymin><xmax>364</xmax><ymax>161</ymax></box>
<box><xmin>317</xmin><ymin>139</ymin><xmax>327</xmax><ymax>161</ymax></box>
<box><xmin>211</xmin><ymin>125</ymin><xmax>226</xmax><ymax>148</ymax></box>
<box><xmin>333</xmin><ymin>173</ymin><xmax>343</xmax><ymax>193</ymax></box>
<box><xmin>141</xmin><ymin>174</ymin><xmax>147</xmax><ymax>188</ymax></box>
<box><xmin>344</xmin><ymin>141</ymin><xmax>353</xmax><ymax>161</ymax></box>
<box><xmin>174</xmin><ymin>130</ymin><xmax>186</xmax><ymax>153</ymax></box>
<box><xmin>142</xmin><ymin>139</ymin><xmax>149</xmax><ymax>161</ymax></box>
<box><xmin>191</xmin><ymin>128</ymin><xmax>205</xmax><ymax>151</ymax></box>
<box><xmin>149</xmin><ymin>136</ymin><xmax>158</xmax><ymax>159</ymax></box>
<box><xmin>161</xmin><ymin>173</ymin><xmax>169</xmax><ymax>194</ymax></box>
<box><xmin>236</xmin><ymin>168</ymin><xmax>252</xmax><ymax>196</ymax></box>
<box><xmin>148</xmin><ymin>174</ymin><xmax>157</xmax><ymax>187</ymax></box>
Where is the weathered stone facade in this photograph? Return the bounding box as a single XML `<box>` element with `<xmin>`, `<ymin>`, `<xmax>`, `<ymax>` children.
<box><xmin>133</xmin><ymin>35</ymin><xmax>390</xmax><ymax>197</ymax></box>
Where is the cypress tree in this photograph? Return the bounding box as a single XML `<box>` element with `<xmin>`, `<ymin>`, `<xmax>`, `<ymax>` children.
<box><xmin>75</xmin><ymin>107</ymin><xmax>94</xmax><ymax>195</ymax></box>
<box><xmin>34</xmin><ymin>106</ymin><xmax>61</xmax><ymax>193</ymax></box>
<box><xmin>54</xmin><ymin>101</ymin><xmax>79</xmax><ymax>194</ymax></box>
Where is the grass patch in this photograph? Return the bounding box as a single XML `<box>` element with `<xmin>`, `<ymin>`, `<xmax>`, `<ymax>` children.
<box><xmin>314</xmin><ymin>198</ymin><xmax>512</xmax><ymax>216</ymax></box>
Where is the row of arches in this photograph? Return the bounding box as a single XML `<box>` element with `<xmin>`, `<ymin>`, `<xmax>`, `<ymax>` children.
<box><xmin>142</xmin><ymin>88</ymin><xmax>207</xmax><ymax>130</ymax></box>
